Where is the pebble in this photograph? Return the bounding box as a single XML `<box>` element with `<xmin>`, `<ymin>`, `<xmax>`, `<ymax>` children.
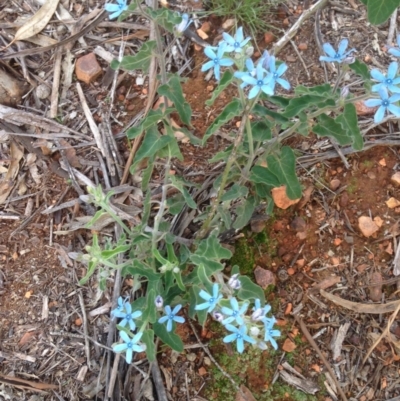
<box><xmin>75</xmin><ymin>53</ymin><xmax>102</xmax><ymax>84</ymax></box>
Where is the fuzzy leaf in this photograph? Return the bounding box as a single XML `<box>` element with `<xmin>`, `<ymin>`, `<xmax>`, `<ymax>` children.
<box><xmin>142</xmin><ymin>329</ymin><xmax>155</xmax><ymax>361</ymax></box>
<box><xmin>367</xmin><ymin>0</ymin><xmax>400</xmax><ymax>25</ymax></box>
<box><xmin>153</xmin><ymin>322</ymin><xmax>184</xmax><ymax>352</ymax></box>
<box><xmin>237</xmin><ymin>276</ymin><xmax>265</xmax><ymax>303</ymax></box>
<box><xmin>117</xmin><ymin>41</ymin><xmax>157</xmax><ymax>72</ymax></box>
<box><xmin>314</xmin><ymin>114</ymin><xmax>352</xmax><ymax>146</ymax></box>
<box><xmin>335</xmin><ymin>103</ymin><xmax>363</xmax><ymax>150</ymax></box>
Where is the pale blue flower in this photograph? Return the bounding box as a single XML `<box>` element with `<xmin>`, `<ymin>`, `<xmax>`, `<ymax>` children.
<box><xmin>175</xmin><ymin>13</ymin><xmax>191</xmax><ymax>34</ymax></box>
<box><xmin>240</xmin><ymin>62</ymin><xmax>273</xmax><ymax>99</ymax></box>
<box><xmin>104</xmin><ymin>0</ymin><xmax>128</xmax><ymax>19</ymax></box>
<box><xmin>195</xmin><ymin>283</ymin><xmax>222</xmax><ymax>313</ymax></box>
<box><xmin>113</xmin><ymin>331</ymin><xmax>144</xmax><ymax>364</ymax></box>
<box><xmin>371</xmin><ymin>62</ymin><xmax>400</xmax><ymax>93</ymax></box>
<box><xmin>234</xmin><ymin>58</ymin><xmax>256</xmax><ymax>88</ymax></box>
<box><xmin>201</xmin><ymin>44</ymin><xmax>234</xmax><ymax>81</ymax></box>
<box><xmin>319</xmin><ymin>39</ymin><xmax>355</xmax><ymax>63</ymax></box>
<box><xmin>388</xmin><ymin>34</ymin><xmax>400</xmax><ymax>58</ymax></box>
<box><xmin>267</xmin><ymin>56</ymin><xmax>290</xmax><ymax>91</ymax></box>
<box><xmin>221</xmin><ymin>297</ymin><xmax>249</xmax><ymax>325</ymax></box>
<box><xmin>113</xmin><ymin>302</ymin><xmax>142</xmax><ymax>331</ymax></box>
<box><xmin>262</xmin><ymin>317</ymin><xmax>281</xmax><ymax>350</ymax></box>
<box><xmin>155</xmin><ymin>295</ymin><xmax>164</xmax><ymax>309</ymax></box>
<box><xmin>223</xmin><ymin>324</ymin><xmax>256</xmax><ymax>353</ymax></box>
<box><xmin>364</xmin><ymin>87</ymin><xmax>400</xmax><ymax>123</ymax></box>
<box><xmin>212</xmin><ymin>311</ymin><xmax>224</xmax><ymax>322</ymax></box>
<box><xmin>251</xmin><ymin>299</ymin><xmax>271</xmax><ymax>321</ymax></box>
<box><xmin>111</xmin><ymin>296</ymin><xmax>126</xmax><ymax>318</ymax></box>
<box><xmin>228</xmin><ymin>273</ymin><xmax>241</xmax><ymax>290</ymax></box>
<box><xmin>222</xmin><ymin>27</ymin><xmax>251</xmax><ymax>53</ymax></box>
<box><xmin>158</xmin><ymin>304</ymin><xmax>185</xmax><ymax>332</ymax></box>
<box><xmin>260</xmin><ymin>49</ymin><xmax>271</xmax><ymax>70</ymax></box>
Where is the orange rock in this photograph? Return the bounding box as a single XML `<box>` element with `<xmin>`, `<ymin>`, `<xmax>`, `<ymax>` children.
<box><xmin>298</xmin><ymin>42</ymin><xmax>308</xmax><ymax>50</ymax></box>
<box><xmin>391</xmin><ymin>172</ymin><xmax>400</xmax><ymax>186</ymax></box>
<box><xmin>264</xmin><ymin>32</ymin><xmax>275</xmax><ymax>44</ymax></box>
<box><xmin>358</xmin><ymin>216</ymin><xmax>379</xmax><ymax>237</ymax></box>
<box><xmin>75</xmin><ymin>53</ymin><xmax>102</xmax><ymax>84</ymax></box>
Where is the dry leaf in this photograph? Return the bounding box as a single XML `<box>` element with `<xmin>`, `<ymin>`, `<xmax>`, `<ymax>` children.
<box><xmin>358</xmin><ymin>216</ymin><xmax>379</xmax><ymax>237</ymax></box>
<box><xmin>26</xmin><ymin>153</ymin><xmax>42</xmax><ymax>184</ymax></box>
<box><xmin>272</xmin><ymin>185</ymin><xmax>300</xmax><ymax>209</ymax></box>
<box><xmin>59</xmin><ymin>139</ymin><xmax>81</xmax><ymax>168</ymax></box>
<box><xmin>11</xmin><ymin>0</ymin><xmax>60</xmax><ymax>44</ymax></box>
<box><xmin>0</xmin><ymin>141</ymin><xmax>23</xmax><ymax>204</ymax></box>
<box><xmin>282</xmin><ymin>338</ymin><xmax>297</xmax><ymax>352</ymax></box>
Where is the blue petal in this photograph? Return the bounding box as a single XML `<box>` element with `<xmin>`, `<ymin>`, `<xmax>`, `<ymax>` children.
<box><xmin>364</xmin><ymin>99</ymin><xmax>382</xmax><ymax>107</ymax></box>
<box><xmin>230</xmin><ymin>297</ymin><xmax>239</xmax><ymax>310</ymax></box>
<box><xmin>223</xmin><ymin>333</ymin><xmax>237</xmax><ymax>343</ymax></box>
<box><xmin>105</xmin><ymin>4</ymin><xmax>120</xmax><ymax>12</ymax></box>
<box><xmin>243</xmin><ymin>334</ymin><xmax>256</xmax><ymax>344</ymax></box>
<box><xmin>387</xmin><ymin>104</ymin><xmax>400</xmax><ymax>117</ymax></box>
<box><xmin>261</xmin><ymin>84</ymin><xmax>274</xmax><ymax>96</ymax></box>
<box><xmin>236</xmin><ymin>27</ymin><xmax>244</xmax><ymax>43</ymax></box>
<box><xmin>125</xmin><ymin>303</ymin><xmax>132</xmax><ymax>314</ymax></box>
<box><xmin>277</xmin><ymin>78</ymin><xmax>290</xmax><ymax>90</ymax></box>
<box><xmin>371</xmin><ymin>83</ymin><xmax>384</xmax><ymax>92</ymax></box>
<box><xmin>172</xmin><ymin>304</ymin><xmax>182</xmax><ymax>315</ymax></box>
<box><xmin>322</xmin><ymin>43</ymin><xmax>336</xmax><ymax>58</ymax></box>
<box><xmin>113</xmin><ymin>343</ymin><xmax>128</xmax><ymax>352</ymax></box>
<box><xmin>132</xmin><ymin>332</ymin><xmax>143</xmax><ymax>343</ymax></box>
<box><xmin>131</xmin><ymin>344</ymin><xmax>144</xmax><ymax>353</ymax></box>
<box><xmin>204</xmin><ymin>46</ymin><xmax>217</xmax><ymax>59</ymax></box>
<box><xmin>164</xmin><ymin>305</ymin><xmax>172</xmax><ymax>315</ymax></box>
<box><xmin>245</xmin><ymin>58</ymin><xmax>255</xmax><ymax>71</ymax></box>
<box><xmin>219</xmin><ymin>58</ymin><xmax>234</xmax><ymax>67</ymax></box>
<box><xmin>195</xmin><ymin>302</ymin><xmax>210</xmax><ymax>310</ymax></box>
<box><xmin>269</xmin><ymin>337</ymin><xmax>278</xmax><ymax>350</ymax></box>
<box><xmin>319</xmin><ymin>56</ymin><xmax>336</xmax><ymax>63</ymax></box>
<box><xmin>256</xmin><ymin>63</ymin><xmax>265</xmax><ymax>80</ymax></box>
<box><xmin>388</xmin><ymin>84</ymin><xmax>400</xmax><ymax>93</ymax></box>
<box><xmin>158</xmin><ymin>315</ymin><xmax>169</xmax><ymax>324</ymax></box>
<box><xmin>370</xmin><ymin>69</ymin><xmax>386</xmax><ymax>82</ymax></box>
<box><xmin>120</xmin><ymin>331</ymin><xmax>130</xmax><ymax>343</ymax></box>
<box><xmin>126</xmin><ymin>348</ymin><xmax>133</xmax><ymax>363</ymax></box>
<box><xmin>214</xmin><ymin>65</ymin><xmax>221</xmax><ymax>80</ymax></box>
<box><xmin>276</xmin><ymin>63</ymin><xmax>288</xmax><ymax>77</ymax></box>
<box><xmin>212</xmin><ymin>284</ymin><xmax>220</xmax><ymax>298</ymax></box>
<box><xmin>248</xmin><ymin>86</ymin><xmax>261</xmax><ymax>99</ymax></box>
<box><xmin>240</xmin><ymin>37</ymin><xmax>251</xmax><ymax>47</ymax></box>
<box><xmin>235</xmin><ymin>316</ymin><xmax>244</xmax><ymax>325</ymax></box>
<box><xmin>391</xmin><ymin>77</ymin><xmax>400</xmax><ymax>84</ymax></box>
<box><xmin>201</xmin><ymin>60</ymin><xmax>215</xmax><ymax>72</ymax></box>
<box><xmin>120</xmin><ymin>318</ymin><xmax>128</xmax><ymax>327</ymax></box>
<box><xmin>131</xmin><ymin>310</ymin><xmax>142</xmax><ymax>319</ymax></box>
<box><xmin>108</xmin><ymin>10</ymin><xmax>122</xmax><ymax>19</ymax></box>
<box><xmin>113</xmin><ymin>310</ymin><xmax>127</xmax><ymax>318</ymax></box>
<box><xmin>225</xmin><ymin>324</ymin><xmax>238</xmax><ymax>333</ymax></box>
<box><xmin>221</xmin><ymin>307</ymin><xmax>233</xmax><ymax>315</ymax></box>
<box><xmin>374</xmin><ymin>106</ymin><xmax>386</xmax><ymax>123</ymax></box>
<box><xmin>173</xmin><ymin>316</ymin><xmax>185</xmax><ymax>323</ymax></box>
<box><xmin>378</xmin><ymin>87</ymin><xmax>389</xmax><ymax>100</ymax></box>
<box><xmin>388</xmin><ymin>48</ymin><xmax>400</xmax><ymax>58</ymax></box>
<box><xmin>397</xmin><ymin>34</ymin><xmax>400</xmax><ymax>47</ymax></box>
<box><xmin>241</xmin><ymin>75</ymin><xmax>258</xmax><ymax>85</ymax></box>
<box><xmin>117</xmin><ymin>0</ymin><xmax>126</xmax><ymax>5</ymax></box>
<box><xmin>222</xmin><ymin>316</ymin><xmax>235</xmax><ymax>325</ymax></box>
<box><xmin>264</xmin><ymin>304</ymin><xmax>271</xmax><ymax>314</ymax></box>
<box><xmin>268</xmin><ymin>56</ymin><xmax>277</xmax><ymax>73</ymax></box>
<box><xmin>222</xmin><ymin>32</ymin><xmax>235</xmax><ymax>46</ymax></box>
<box><xmin>236</xmin><ymin>337</ymin><xmax>244</xmax><ymax>353</ymax></box>
<box><xmin>388</xmin><ymin>62</ymin><xmax>398</xmax><ymax>79</ymax></box>
<box><xmin>217</xmin><ymin>44</ymin><xmax>228</xmax><ymax>58</ymax></box>
<box><xmin>128</xmin><ymin>320</ymin><xmax>136</xmax><ymax>331</ymax></box>
<box><xmin>338</xmin><ymin>39</ymin><xmax>349</xmax><ymax>56</ymax></box>
<box><xmin>167</xmin><ymin>319</ymin><xmax>173</xmax><ymax>332</ymax></box>
<box><xmin>389</xmin><ymin>93</ymin><xmax>400</xmax><ymax>102</ymax></box>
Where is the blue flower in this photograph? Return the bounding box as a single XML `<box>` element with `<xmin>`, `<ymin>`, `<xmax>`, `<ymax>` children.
<box><xmin>388</xmin><ymin>34</ymin><xmax>400</xmax><ymax>58</ymax></box>
<box><xmin>201</xmin><ymin>44</ymin><xmax>234</xmax><ymax>81</ymax></box>
<box><xmin>222</xmin><ymin>27</ymin><xmax>251</xmax><ymax>53</ymax></box>
<box><xmin>223</xmin><ymin>324</ymin><xmax>256</xmax><ymax>353</ymax></box>
<box><xmin>111</xmin><ymin>296</ymin><xmax>127</xmax><ymax>318</ymax></box>
<box><xmin>262</xmin><ymin>317</ymin><xmax>281</xmax><ymax>350</ymax></box>
<box><xmin>234</xmin><ymin>58</ymin><xmax>256</xmax><ymax>88</ymax></box>
<box><xmin>158</xmin><ymin>304</ymin><xmax>185</xmax><ymax>332</ymax></box>
<box><xmin>104</xmin><ymin>0</ymin><xmax>128</xmax><ymax>20</ymax></box>
<box><xmin>267</xmin><ymin>56</ymin><xmax>290</xmax><ymax>91</ymax></box>
<box><xmin>371</xmin><ymin>62</ymin><xmax>400</xmax><ymax>93</ymax></box>
<box><xmin>251</xmin><ymin>299</ymin><xmax>271</xmax><ymax>321</ymax></box>
<box><xmin>364</xmin><ymin>87</ymin><xmax>400</xmax><ymax>123</ymax></box>
<box><xmin>240</xmin><ymin>62</ymin><xmax>273</xmax><ymax>99</ymax></box>
<box><xmin>260</xmin><ymin>49</ymin><xmax>272</xmax><ymax>70</ymax></box>
<box><xmin>195</xmin><ymin>283</ymin><xmax>222</xmax><ymax>313</ymax></box>
<box><xmin>155</xmin><ymin>295</ymin><xmax>164</xmax><ymax>309</ymax></box>
<box><xmin>319</xmin><ymin>39</ymin><xmax>355</xmax><ymax>63</ymax></box>
<box><xmin>221</xmin><ymin>297</ymin><xmax>249</xmax><ymax>325</ymax></box>
<box><xmin>227</xmin><ymin>274</ymin><xmax>241</xmax><ymax>290</ymax></box>
<box><xmin>113</xmin><ymin>302</ymin><xmax>142</xmax><ymax>331</ymax></box>
<box><xmin>113</xmin><ymin>331</ymin><xmax>144</xmax><ymax>364</ymax></box>
<box><xmin>175</xmin><ymin>13</ymin><xmax>191</xmax><ymax>35</ymax></box>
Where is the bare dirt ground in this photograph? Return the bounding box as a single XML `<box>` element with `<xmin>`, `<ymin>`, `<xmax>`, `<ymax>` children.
<box><xmin>2</xmin><ymin>0</ymin><xmax>400</xmax><ymax>400</ymax></box>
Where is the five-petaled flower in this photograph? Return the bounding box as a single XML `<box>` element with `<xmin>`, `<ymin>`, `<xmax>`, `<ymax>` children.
<box><xmin>370</xmin><ymin>62</ymin><xmax>400</xmax><ymax>93</ymax></box>
<box><xmin>113</xmin><ymin>302</ymin><xmax>142</xmax><ymax>331</ymax></box>
<box><xmin>266</xmin><ymin>56</ymin><xmax>290</xmax><ymax>91</ymax></box>
<box><xmin>158</xmin><ymin>304</ymin><xmax>185</xmax><ymax>332</ymax></box>
<box><xmin>222</xmin><ymin>27</ymin><xmax>251</xmax><ymax>53</ymax></box>
<box><xmin>223</xmin><ymin>324</ymin><xmax>256</xmax><ymax>353</ymax></box>
<box><xmin>104</xmin><ymin>0</ymin><xmax>128</xmax><ymax>20</ymax></box>
<box><xmin>319</xmin><ymin>39</ymin><xmax>355</xmax><ymax>63</ymax></box>
<box><xmin>195</xmin><ymin>283</ymin><xmax>222</xmax><ymax>313</ymax></box>
<box><xmin>111</xmin><ymin>296</ymin><xmax>127</xmax><ymax>318</ymax></box>
<box><xmin>234</xmin><ymin>58</ymin><xmax>256</xmax><ymax>88</ymax></box>
<box><xmin>262</xmin><ymin>317</ymin><xmax>281</xmax><ymax>350</ymax></box>
<box><xmin>388</xmin><ymin>34</ymin><xmax>400</xmax><ymax>58</ymax></box>
<box><xmin>251</xmin><ymin>298</ymin><xmax>272</xmax><ymax>321</ymax></box>
<box><xmin>201</xmin><ymin>44</ymin><xmax>234</xmax><ymax>81</ymax></box>
<box><xmin>364</xmin><ymin>87</ymin><xmax>400</xmax><ymax>124</ymax></box>
<box><xmin>240</xmin><ymin>62</ymin><xmax>273</xmax><ymax>99</ymax></box>
<box><xmin>113</xmin><ymin>331</ymin><xmax>144</xmax><ymax>364</ymax></box>
<box><xmin>221</xmin><ymin>297</ymin><xmax>249</xmax><ymax>325</ymax></box>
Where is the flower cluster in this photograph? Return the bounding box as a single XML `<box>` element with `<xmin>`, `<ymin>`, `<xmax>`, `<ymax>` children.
<box><xmin>111</xmin><ymin>297</ymin><xmax>145</xmax><ymax>363</ymax></box>
<box><xmin>200</xmin><ymin>27</ymin><xmax>290</xmax><ymax>98</ymax></box>
<box><xmin>195</xmin><ymin>282</ymin><xmax>281</xmax><ymax>354</ymax></box>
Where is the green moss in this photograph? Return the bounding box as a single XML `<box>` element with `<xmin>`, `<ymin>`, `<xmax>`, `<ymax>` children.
<box><xmin>230</xmin><ymin>236</ymin><xmax>255</xmax><ymax>276</ymax></box>
<box><xmin>347</xmin><ymin>177</ymin><xmax>358</xmax><ymax>194</ymax></box>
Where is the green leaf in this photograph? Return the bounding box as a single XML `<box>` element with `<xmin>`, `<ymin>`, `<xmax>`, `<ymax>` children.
<box><xmin>250</xmin><ymin>166</ymin><xmax>280</xmax><ymax>188</ymax></box>
<box><xmin>153</xmin><ymin>322</ymin><xmax>184</xmax><ymax>352</ymax></box>
<box><xmin>221</xmin><ymin>184</ymin><xmax>248</xmax><ymax>202</ymax></box>
<box><xmin>206</xmin><ymin>70</ymin><xmax>234</xmax><ymax>106</ymax></box>
<box><xmin>294</xmin><ymin>84</ymin><xmax>332</xmax><ymax>96</ymax></box>
<box><xmin>167</xmin><ymin>193</ymin><xmax>185</xmax><ymax>215</ymax></box>
<box><xmin>191</xmin><ymin>234</ymin><xmax>232</xmax><ymax>275</ymax></box>
<box><xmin>251</xmin><ymin>120</ymin><xmax>272</xmax><ymax>141</ymax></box>
<box><xmin>335</xmin><ymin>103</ymin><xmax>363</xmax><ymax>151</ymax></box>
<box><xmin>169</xmin><ymin>175</ymin><xmax>197</xmax><ymax>209</ymax></box>
<box><xmin>141</xmin><ymin>156</ymin><xmax>155</xmax><ymax>191</ymax></box>
<box><xmin>85</xmin><ymin>210</ymin><xmax>108</xmax><ymax>228</ymax></box>
<box><xmin>147</xmin><ymin>8</ymin><xmax>181</xmax><ymax>33</ymax></box>
<box><xmin>110</xmin><ymin>59</ymin><xmax>120</xmax><ymax>70</ymax></box>
<box><xmin>142</xmin><ymin>288</ymin><xmax>157</xmax><ymax>323</ymax></box>
<box><xmin>297</xmin><ymin>112</ymin><xmax>309</xmax><ymax>137</ymax></box>
<box><xmin>196</xmin><ymin>265</ymin><xmax>214</xmax><ymax>293</ymax></box>
<box><xmin>100</xmin><ymin>244</ymin><xmax>130</xmax><ymax>260</ymax></box>
<box><xmin>122</xmin><ymin>260</ymin><xmax>161</xmax><ymax>282</ymax></box>
<box><xmin>237</xmin><ymin>276</ymin><xmax>265</xmax><ymax>303</ymax></box>
<box><xmin>349</xmin><ymin>59</ymin><xmax>370</xmax><ymax>81</ymax></box>
<box><xmin>203</xmin><ymin>99</ymin><xmax>242</xmax><ymax>144</ymax></box>
<box><xmin>252</xmin><ymin>104</ymin><xmax>289</xmax><ymax>124</ymax></box>
<box><xmin>126</xmin><ymin>108</ymin><xmax>165</xmax><ymax>139</ymax></box>
<box><xmin>283</xmin><ymin>94</ymin><xmax>329</xmax><ymax>118</ymax></box>
<box><xmin>367</xmin><ymin>0</ymin><xmax>400</xmax><ymax>25</ymax></box>
<box><xmin>313</xmin><ymin>114</ymin><xmax>352</xmax><ymax>146</ymax></box>
<box><xmin>118</xmin><ymin>41</ymin><xmax>157</xmax><ymax>72</ymax></box>
<box><xmin>158</xmin><ymin>76</ymin><xmax>192</xmax><ymax>126</ymax></box>
<box><xmin>266</xmin><ymin>146</ymin><xmax>302</xmax><ymax>200</ymax></box>
<box><xmin>208</xmin><ymin>147</ymin><xmax>232</xmax><ymax>163</ymax></box>
<box><xmin>233</xmin><ymin>196</ymin><xmax>256</xmax><ymax>230</ymax></box>
<box><xmin>79</xmin><ymin>260</ymin><xmax>98</xmax><ymax>285</ymax></box>
<box><xmin>133</xmin><ymin>126</ymin><xmax>172</xmax><ymax>167</ymax></box>
<box><xmin>142</xmin><ymin>329</ymin><xmax>155</xmax><ymax>361</ymax></box>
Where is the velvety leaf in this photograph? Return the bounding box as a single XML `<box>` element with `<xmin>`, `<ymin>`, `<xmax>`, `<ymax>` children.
<box><xmin>100</xmin><ymin>244</ymin><xmax>130</xmax><ymax>260</ymax></box>
<box><xmin>237</xmin><ymin>276</ymin><xmax>265</xmax><ymax>303</ymax></box>
<box><xmin>122</xmin><ymin>260</ymin><xmax>161</xmax><ymax>282</ymax></box>
<box><xmin>233</xmin><ymin>196</ymin><xmax>256</xmax><ymax>230</ymax></box>
<box><xmin>142</xmin><ymin>329</ymin><xmax>155</xmax><ymax>361</ymax></box>
<box><xmin>367</xmin><ymin>0</ymin><xmax>400</xmax><ymax>25</ymax></box>
<box><xmin>251</xmin><ymin>121</ymin><xmax>272</xmax><ymax>141</ymax></box>
<box><xmin>167</xmin><ymin>193</ymin><xmax>185</xmax><ymax>215</ymax></box>
<box><xmin>250</xmin><ymin>165</ymin><xmax>280</xmax><ymax>188</ymax></box>
<box><xmin>142</xmin><ymin>288</ymin><xmax>157</xmax><ymax>323</ymax></box>
<box><xmin>141</xmin><ymin>156</ymin><xmax>155</xmax><ymax>191</ymax></box>
<box><xmin>335</xmin><ymin>103</ymin><xmax>363</xmax><ymax>151</ymax></box>
<box><xmin>221</xmin><ymin>184</ymin><xmax>248</xmax><ymax>202</ymax></box>
<box><xmin>294</xmin><ymin>84</ymin><xmax>332</xmax><ymax>95</ymax></box>
<box><xmin>147</xmin><ymin>8</ymin><xmax>181</xmax><ymax>33</ymax></box>
<box><xmin>158</xmin><ymin>76</ymin><xmax>192</xmax><ymax>125</ymax></box>
<box><xmin>283</xmin><ymin>95</ymin><xmax>328</xmax><ymax>118</ymax></box>
<box><xmin>349</xmin><ymin>59</ymin><xmax>370</xmax><ymax>81</ymax></box>
<box><xmin>153</xmin><ymin>322</ymin><xmax>184</xmax><ymax>352</ymax></box>
<box><xmin>169</xmin><ymin>175</ymin><xmax>197</xmax><ymax>209</ymax></box>
<box><xmin>126</xmin><ymin>108</ymin><xmax>165</xmax><ymax>139</ymax></box>
<box><xmin>118</xmin><ymin>41</ymin><xmax>157</xmax><ymax>72</ymax></box>
<box><xmin>196</xmin><ymin>265</ymin><xmax>214</xmax><ymax>293</ymax></box>
<box><xmin>203</xmin><ymin>99</ymin><xmax>242</xmax><ymax>144</ymax></box>
<box><xmin>313</xmin><ymin>114</ymin><xmax>352</xmax><ymax>146</ymax></box>
<box><xmin>206</xmin><ymin>70</ymin><xmax>234</xmax><ymax>106</ymax></box>
<box><xmin>252</xmin><ymin>104</ymin><xmax>289</xmax><ymax>124</ymax></box>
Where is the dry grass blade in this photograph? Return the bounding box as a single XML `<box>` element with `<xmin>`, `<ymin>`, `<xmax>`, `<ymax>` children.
<box><xmin>6</xmin><ymin>0</ymin><xmax>60</xmax><ymax>48</ymax></box>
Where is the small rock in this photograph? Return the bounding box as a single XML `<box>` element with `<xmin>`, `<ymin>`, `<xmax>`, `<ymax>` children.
<box><xmin>330</xmin><ymin>178</ymin><xmax>341</xmax><ymax>191</ymax></box>
<box><xmin>391</xmin><ymin>172</ymin><xmax>400</xmax><ymax>186</ymax></box>
<box><xmin>197</xmin><ymin>28</ymin><xmax>208</xmax><ymax>40</ymax></box>
<box><xmin>367</xmin><ymin>171</ymin><xmax>376</xmax><ymax>179</ymax></box>
<box><xmin>271</xmin><ymin>185</ymin><xmax>300</xmax><ymax>209</ymax></box>
<box><xmin>201</xmin><ymin>21</ymin><xmax>211</xmax><ymax>33</ymax></box>
<box><xmin>298</xmin><ymin>42</ymin><xmax>308</xmax><ymax>50</ymax></box>
<box><xmin>75</xmin><ymin>53</ymin><xmax>102</xmax><ymax>84</ymax></box>
<box><xmin>36</xmin><ymin>83</ymin><xmax>51</xmax><ymax>99</ymax></box>
<box><xmin>264</xmin><ymin>32</ymin><xmax>275</xmax><ymax>44</ymax></box>
<box><xmin>358</xmin><ymin>216</ymin><xmax>379</xmax><ymax>237</ymax></box>
<box><xmin>254</xmin><ymin>266</ymin><xmax>276</xmax><ymax>288</ymax></box>
<box><xmin>290</xmin><ymin>216</ymin><xmax>306</xmax><ymax>232</ymax></box>
<box><xmin>186</xmin><ymin>353</ymin><xmax>196</xmax><ymax>362</ymax></box>
<box><xmin>386</xmin><ymin>197</ymin><xmax>400</xmax><ymax>209</ymax></box>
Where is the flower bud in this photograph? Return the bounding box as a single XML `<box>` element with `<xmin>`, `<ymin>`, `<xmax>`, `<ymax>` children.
<box><xmin>251</xmin><ymin>308</ymin><xmax>264</xmax><ymax>321</ymax></box>
<box><xmin>340</xmin><ymin>86</ymin><xmax>350</xmax><ymax>98</ymax></box>
<box><xmin>173</xmin><ymin>267</ymin><xmax>180</xmax><ymax>274</ymax></box>
<box><xmin>261</xmin><ymin>50</ymin><xmax>271</xmax><ymax>70</ymax></box>
<box><xmin>228</xmin><ymin>274</ymin><xmax>241</xmax><ymax>290</ymax></box>
<box><xmin>250</xmin><ymin>326</ymin><xmax>260</xmax><ymax>336</ymax></box>
<box><xmin>212</xmin><ymin>311</ymin><xmax>224</xmax><ymax>322</ymax></box>
<box><xmin>175</xmin><ymin>13</ymin><xmax>191</xmax><ymax>35</ymax></box>
<box><xmin>342</xmin><ymin>55</ymin><xmax>355</xmax><ymax>65</ymax></box>
<box><xmin>155</xmin><ymin>295</ymin><xmax>164</xmax><ymax>309</ymax></box>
